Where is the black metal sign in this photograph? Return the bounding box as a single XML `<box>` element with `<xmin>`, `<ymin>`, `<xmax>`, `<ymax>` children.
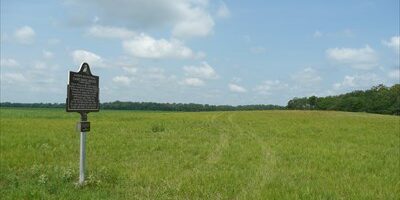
<box><xmin>77</xmin><ymin>121</ymin><xmax>90</xmax><ymax>132</ymax></box>
<box><xmin>66</xmin><ymin>63</ymin><xmax>99</xmax><ymax>112</ymax></box>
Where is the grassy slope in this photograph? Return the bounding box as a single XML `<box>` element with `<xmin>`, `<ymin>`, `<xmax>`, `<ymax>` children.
<box><xmin>0</xmin><ymin>108</ymin><xmax>399</xmax><ymax>199</ymax></box>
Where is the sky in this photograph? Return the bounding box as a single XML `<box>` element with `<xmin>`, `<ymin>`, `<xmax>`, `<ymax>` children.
<box><xmin>1</xmin><ymin>0</ymin><xmax>399</xmax><ymax>105</ymax></box>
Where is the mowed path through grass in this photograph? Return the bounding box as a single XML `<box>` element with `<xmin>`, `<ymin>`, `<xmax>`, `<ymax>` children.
<box><xmin>1</xmin><ymin>108</ymin><xmax>399</xmax><ymax>199</ymax></box>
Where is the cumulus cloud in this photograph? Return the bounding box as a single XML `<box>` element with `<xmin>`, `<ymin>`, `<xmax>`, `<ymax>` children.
<box><xmin>71</xmin><ymin>50</ymin><xmax>105</xmax><ymax>67</ymax></box>
<box><xmin>112</xmin><ymin>76</ymin><xmax>131</xmax><ymax>85</ymax></box>
<box><xmin>229</xmin><ymin>83</ymin><xmax>247</xmax><ymax>93</ymax></box>
<box><xmin>180</xmin><ymin>62</ymin><xmax>217</xmax><ymax>87</ymax></box>
<box><xmin>14</xmin><ymin>26</ymin><xmax>35</xmax><ymax>44</ymax></box>
<box><xmin>68</xmin><ymin>0</ymin><xmax>215</xmax><ymax>38</ymax></box>
<box><xmin>326</xmin><ymin>45</ymin><xmax>378</xmax><ymax>70</ymax></box>
<box><xmin>172</xmin><ymin>6</ymin><xmax>215</xmax><ymax>38</ymax></box>
<box><xmin>87</xmin><ymin>25</ymin><xmax>137</xmax><ymax>39</ymax></box>
<box><xmin>383</xmin><ymin>36</ymin><xmax>400</xmax><ymax>53</ymax></box>
<box><xmin>333</xmin><ymin>76</ymin><xmax>356</xmax><ymax>90</ymax></box>
<box><xmin>183</xmin><ymin>62</ymin><xmax>218</xmax><ymax>79</ymax></box>
<box><xmin>1</xmin><ymin>58</ymin><xmax>19</xmax><ymax>67</ymax></box>
<box><xmin>123</xmin><ymin>34</ymin><xmax>201</xmax><ymax>59</ymax></box>
<box><xmin>181</xmin><ymin>77</ymin><xmax>204</xmax><ymax>87</ymax></box>
<box><xmin>1</xmin><ymin>73</ymin><xmax>28</xmax><ymax>84</ymax></box>
<box><xmin>333</xmin><ymin>73</ymin><xmax>381</xmax><ymax>90</ymax></box>
<box><xmin>254</xmin><ymin>80</ymin><xmax>289</xmax><ymax>95</ymax></box>
<box><xmin>115</xmin><ymin>67</ymin><xmax>176</xmax><ymax>88</ymax></box>
<box><xmin>291</xmin><ymin>67</ymin><xmax>322</xmax><ymax>85</ymax></box>
<box><xmin>216</xmin><ymin>2</ymin><xmax>230</xmax><ymax>18</ymax></box>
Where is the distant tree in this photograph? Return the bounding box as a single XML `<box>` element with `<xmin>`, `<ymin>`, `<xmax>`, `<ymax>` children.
<box><xmin>308</xmin><ymin>96</ymin><xmax>317</xmax><ymax>109</ymax></box>
<box><xmin>287</xmin><ymin>84</ymin><xmax>400</xmax><ymax>115</ymax></box>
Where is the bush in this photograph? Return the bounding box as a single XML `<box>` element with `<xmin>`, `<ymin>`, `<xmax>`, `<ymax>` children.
<box><xmin>151</xmin><ymin>123</ymin><xmax>165</xmax><ymax>133</ymax></box>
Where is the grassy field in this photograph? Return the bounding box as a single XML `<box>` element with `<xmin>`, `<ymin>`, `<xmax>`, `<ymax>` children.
<box><xmin>0</xmin><ymin>108</ymin><xmax>399</xmax><ymax>199</ymax></box>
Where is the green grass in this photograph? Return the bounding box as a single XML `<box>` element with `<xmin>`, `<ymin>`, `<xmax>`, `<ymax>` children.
<box><xmin>1</xmin><ymin>108</ymin><xmax>399</xmax><ymax>199</ymax></box>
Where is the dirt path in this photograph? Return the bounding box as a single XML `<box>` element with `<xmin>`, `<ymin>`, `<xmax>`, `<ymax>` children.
<box><xmin>228</xmin><ymin>113</ymin><xmax>276</xmax><ymax>199</ymax></box>
<box><xmin>206</xmin><ymin>112</ymin><xmax>230</xmax><ymax>164</ymax></box>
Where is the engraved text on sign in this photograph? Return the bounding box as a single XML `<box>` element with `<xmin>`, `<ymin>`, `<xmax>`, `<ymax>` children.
<box><xmin>67</xmin><ymin>63</ymin><xmax>99</xmax><ymax>112</ymax></box>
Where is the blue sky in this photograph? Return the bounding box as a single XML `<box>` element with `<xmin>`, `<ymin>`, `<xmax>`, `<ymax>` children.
<box><xmin>1</xmin><ymin>0</ymin><xmax>399</xmax><ymax>105</ymax></box>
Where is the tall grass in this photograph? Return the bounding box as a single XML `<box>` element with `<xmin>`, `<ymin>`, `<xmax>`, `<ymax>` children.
<box><xmin>1</xmin><ymin>108</ymin><xmax>399</xmax><ymax>199</ymax></box>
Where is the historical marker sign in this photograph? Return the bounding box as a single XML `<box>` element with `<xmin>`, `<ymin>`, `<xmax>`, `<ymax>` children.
<box><xmin>66</xmin><ymin>62</ymin><xmax>99</xmax><ymax>185</ymax></box>
<box><xmin>66</xmin><ymin>63</ymin><xmax>99</xmax><ymax>112</ymax></box>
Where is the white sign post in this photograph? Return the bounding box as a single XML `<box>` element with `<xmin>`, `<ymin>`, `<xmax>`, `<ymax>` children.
<box><xmin>79</xmin><ymin>113</ymin><xmax>87</xmax><ymax>184</ymax></box>
<box><xmin>79</xmin><ymin>131</ymin><xmax>86</xmax><ymax>183</ymax></box>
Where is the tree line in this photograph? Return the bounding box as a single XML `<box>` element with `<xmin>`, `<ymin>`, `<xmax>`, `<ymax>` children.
<box><xmin>0</xmin><ymin>101</ymin><xmax>284</xmax><ymax>112</ymax></box>
<box><xmin>287</xmin><ymin>84</ymin><xmax>400</xmax><ymax>115</ymax></box>
<box><xmin>1</xmin><ymin>84</ymin><xmax>398</xmax><ymax>115</ymax></box>
<box><xmin>101</xmin><ymin>102</ymin><xmax>284</xmax><ymax>111</ymax></box>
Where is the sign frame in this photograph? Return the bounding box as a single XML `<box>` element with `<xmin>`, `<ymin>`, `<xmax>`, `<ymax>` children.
<box><xmin>66</xmin><ymin>63</ymin><xmax>100</xmax><ymax>113</ymax></box>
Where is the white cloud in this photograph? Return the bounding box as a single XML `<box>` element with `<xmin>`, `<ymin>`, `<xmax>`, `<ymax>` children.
<box><xmin>34</xmin><ymin>61</ymin><xmax>47</xmax><ymax>69</ymax></box>
<box><xmin>181</xmin><ymin>77</ymin><xmax>204</xmax><ymax>87</ymax></box>
<box><xmin>231</xmin><ymin>77</ymin><xmax>242</xmax><ymax>83</ymax></box>
<box><xmin>71</xmin><ymin>50</ymin><xmax>105</xmax><ymax>67</ymax></box>
<box><xmin>254</xmin><ymin>80</ymin><xmax>288</xmax><ymax>95</ymax></box>
<box><xmin>333</xmin><ymin>76</ymin><xmax>355</xmax><ymax>90</ymax></box>
<box><xmin>179</xmin><ymin>62</ymin><xmax>217</xmax><ymax>87</ymax></box>
<box><xmin>333</xmin><ymin>73</ymin><xmax>381</xmax><ymax>91</ymax></box>
<box><xmin>123</xmin><ymin>67</ymin><xmax>177</xmax><ymax>86</ymax></box>
<box><xmin>0</xmin><ymin>58</ymin><xmax>19</xmax><ymax>67</ymax></box>
<box><xmin>216</xmin><ymin>2</ymin><xmax>230</xmax><ymax>18</ymax></box>
<box><xmin>14</xmin><ymin>26</ymin><xmax>35</xmax><ymax>44</ymax></box>
<box><xmin>43</xmin><ymin>50</ymin><xmax>54</xmax><ymax>59</ymax></box>
<box><xmin>383</xmin><ymin>36</ymin><xmax>400</xmax><ymax>53</ymax></box>
<box><xmin>145</xmin><ymin>68</ymin><xmax>169</xmax><ymax>81</ymax></box>
<box><xmin>87</xmin><ymin>25</ymin><xmax>136</xmax><ymax>39</ymax></box>
<box><xmin>313</xmin><ymin>29</ymin><xmax>355</xmax><ymax>38</ymax></box>
<box><xmin>123</xmin><ymin>34</ymin><xmax>200</xmax><ymax>59</ymax></box>
<box><xmin>122</xmin><ymin>67</ymin><xmax>138</xmax><ymax>75</ymax></box>
<box><xmin>326</xmin><ymin>45</ymin><xmax>378</xmax><ymax>70</ymax></box>
<box><xmin>112</xmin><ymin>76</ymin><xmax>131</xmax><ymax>85</ymax></box>
<box><xmin>313</xmin><ymin>30</ymin><xmax>323</xmax><ymax>38</ymax></box>
<box><xmin>172</xmin><ymin>6</ymin><xmax>215</xmax><ymax>38</ymax></box>
<box><xmin>68</xmin><ymin>0</ymin><xmax>215</xmax><ymax>38</ymax></box>
<box><xmin>388</xmin><ymin>69</ymin><xmax>400</xmax><ymax>80</ymax></box>
<box><xmin>1</xmin><ymin>73</ymin><xmax>28</xmax><ymax>84</ymax></box>
<box><xmin>113</xmin><ymin>56</ymin><xmax>139</xmax><ymax>69</ymax></box>
<box><xmin>183</xmin><ymin>62</ymin><xmax>218</xmax><ymax>79</ymax></box>
<box><xmin>229</xmin><ymin>83</ymin><xmax>247</xmax><ymax>93</ymax></box>
<box><xmin>291</xmin><ymin>67</ymin><xmax>322</xmax><ymax>85</ymax></box>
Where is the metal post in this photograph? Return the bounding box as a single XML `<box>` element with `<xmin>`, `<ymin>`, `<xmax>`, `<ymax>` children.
<box><xmin>79</xmin><ymin>131</ymin><xmax>86</xmax><ymax>184</ymax></box>
<box><xmin>79</xmin><ymin>113</ymin><xmax>87</xmax><ymax>184</ymax></box>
